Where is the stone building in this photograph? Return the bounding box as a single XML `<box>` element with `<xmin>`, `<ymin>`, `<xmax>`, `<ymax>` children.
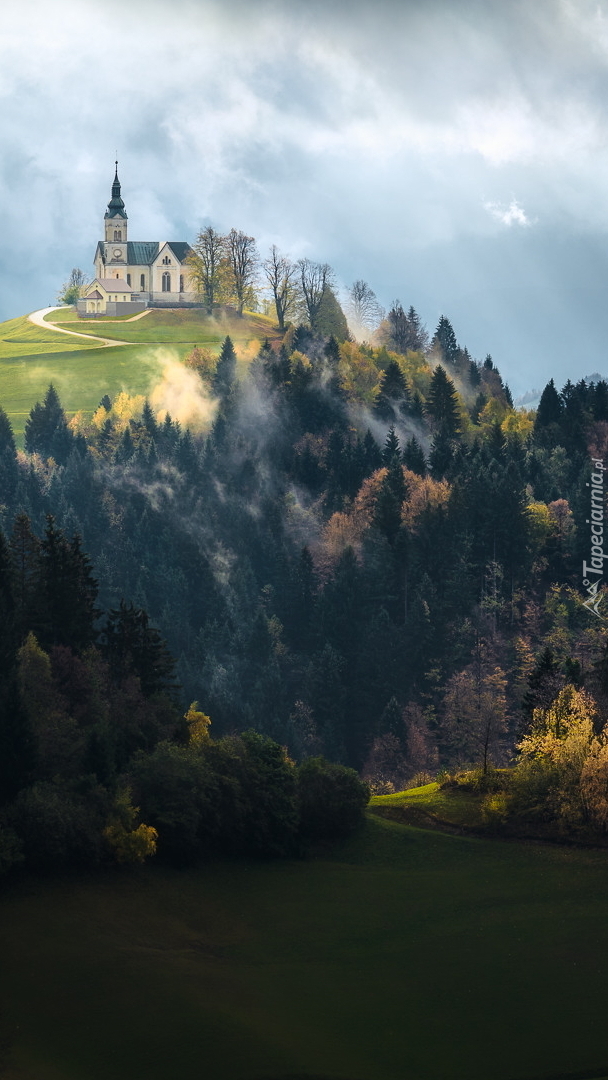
<box><xmin>78</xmin><ymin>164</ymin><xmax>196</xmax><ymax>316</ymax></box>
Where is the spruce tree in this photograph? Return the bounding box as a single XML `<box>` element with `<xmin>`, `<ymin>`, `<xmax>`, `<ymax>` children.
<box><xmin>403</xmin><ymin>436</ymin><xmax>427</xmax><ymax>476</ymax></box>
<box><xmin>533</xmin><ymin>379</ymin><xmax>563</xmax><ymax>447</ymax></box>
<box><xmin>426</xmin><ymin>366</ymin><xmax>461</xmax><ymax>437</ymax></box>
<box><xmin>24</xmin><ymin>384</ymin><xmax>73</xmax><ymax>463</ymax></box>
<box><xmin>382</xmin><ymin>426</ymin><xmax>401</xmax><ymax>465</ymax></box>
<box><xmin>374</xmin><ymin>360</ymin><xmax>410</xmax><ymax>421</ymax></box>
<box><xmin>0</xmin><ymin>406</ymin><xmax>18</xmax><ymax>499</ymax></box>
<box><xmin>432</xmin><ymin>316</ymin><xmax>459</xmax><ymax>366</ymax></box>
<box><xmin>212</xmin><ymin>335</ymin><xmax>237</xmax><ymax>401</ymax></box>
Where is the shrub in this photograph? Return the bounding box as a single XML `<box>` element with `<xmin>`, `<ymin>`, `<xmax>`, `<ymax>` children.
<box><xmin>480</xmin><ymin>792</ymin><xmax>510</xmax><ymax>828</ymax></box>
<box><xmin>297</xmin><ymin>757</ymin><xmax>370</xmax><ymax>840</ymax></box>
<box><xmin>8</xmin><ymin>781</ymin><xmax>106</xmax><ymax>869</ymax></box>
<box><xmin>103</xmin><ymin>788</ymin><xmax>158</xmax><ymax>864</ymax></box>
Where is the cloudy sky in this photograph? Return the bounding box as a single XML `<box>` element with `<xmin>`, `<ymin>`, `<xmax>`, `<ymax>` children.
<box><xmin>3</xmin><ymin>0</ymin><xmax>608</xmax><ymax>394</ymax></box>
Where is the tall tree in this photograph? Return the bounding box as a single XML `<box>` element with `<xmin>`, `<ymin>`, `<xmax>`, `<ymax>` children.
<box><xmin>426</xmin><ymin>366</ymin><xmax>461</xmax><ymax>437</ymax></box>
<box><xmin>431</xmin><ymin>316</ymin><xmax>459</xmax><ymax>366</ymax></box>
<box><xmin>347</xmin><ymin>280</ymin><xmax>384</xmax><ymax>333</ymax></box>
<box><xmin>0</xmin><ymin>405</ymin><xmax>18</xmax><ymax>498</ymax></box>
<box><xmin>298</xmin><ymin>259</ymin><xmax>334</xmax><ymax>331</ymax></box>
<box><xmin>101</xmin><ymin>600</ymin><xmax>177</xmax><ymax>698</ymax></box>
<box><xmin>262</xmin><ymin>246</ymin><xmax>299</xmax><ymax>330</ymax></box>
<box><xmin>533</xmin><ymin>379</ymin><xmax>563</xmax><ymax>447</ymax></box>
<box><xmin>384</xmin><ymin>303</ymin><xmax>427</xmax><ymax>353</ymax></box>
<box><xmin>226</xmin><ymin>228</ymin><xmax>258</xmax><ymax>314</ymax></box>
<box><xmin>212</xmin><ymin>336</ymin><xmax>237</xmax><ymax>405</ymax></box>
<box><xmin>24</xmin><ymin>384</ymin><xmax>74</xmax><ymax>463</ymax></box>
<box><xmin>9</xmin><ymin>514</ymin><xmax>40</xmax><ymax>640</ymax></box>
<box><xmin>374</xmin><ymin>359</ymin><xmax>410</xmax><ymax>421</ymax></box>
<box><xmin>188</xmin><ymin>226</ymin><xmax>225</xmax><ymax>314</ymax></box>
<box><xmin>33</xmin><ymin>517</ymin><xmax>100</xmax><ymax>652</ymax></box>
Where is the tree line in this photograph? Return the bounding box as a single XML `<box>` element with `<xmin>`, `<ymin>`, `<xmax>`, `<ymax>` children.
<box><xmin>2</xmin><ymin>305</ymin><xmax>608</xmax><ymax>814</ymax></box>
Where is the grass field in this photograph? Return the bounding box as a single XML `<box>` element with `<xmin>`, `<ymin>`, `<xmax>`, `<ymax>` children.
<box><xmin>49</xmin><ymin>305</ymin><xmax>281</xmax><ymax>345</ymax></box>
<box><xmin>0</xmin><ymin>307</ymin><xmax>282</xmax><ymax>442</ymax></box>
<box><xmin>2</xmin><ymin>812</ymin><xmax>608</xmax><ymax>1080</ymax></box>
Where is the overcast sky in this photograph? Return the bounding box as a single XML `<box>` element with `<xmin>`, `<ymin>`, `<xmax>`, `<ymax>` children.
<box><xmin>3</xmin><ymin>0</ymin><xmax>608</xmax><ymax>394</ymax></box>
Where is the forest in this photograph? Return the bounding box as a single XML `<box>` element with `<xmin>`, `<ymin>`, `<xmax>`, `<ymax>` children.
<box><xmin>2</xmin><ymin>296</ymin><xmax>608</xmax><ymax>874</ymax></box>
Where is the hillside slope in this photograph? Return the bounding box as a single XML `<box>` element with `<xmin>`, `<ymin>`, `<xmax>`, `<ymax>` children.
<box><xmin>0</xmin><ymin>306</ymin><xmax>281</xmax><ymax>441</ymax></box>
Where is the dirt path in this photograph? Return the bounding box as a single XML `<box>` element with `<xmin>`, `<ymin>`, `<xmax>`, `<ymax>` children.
<box><xmin>27</xmin><ymin>308</ymin><xmax>131</xmax><ymax>347</ymax></box>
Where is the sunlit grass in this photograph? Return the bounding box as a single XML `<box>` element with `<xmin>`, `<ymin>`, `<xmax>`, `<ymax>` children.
<box><xmin>0</xmin><ymin>308</ymin><xmax>281</xmax><ymax>443</ymax></box>
<box><xmin>370</xmin><ymin>780</ymin><xmax>484</xmax><ymax>827</ymax></box>
<box><xmin>51</xmin><ymin>306</ymin><xmax>279</xmax><ymax>344</ymax></box>
<box><xmin>0</xmin><ymin>315</ymin><xmax>102</xmax><ymax>359</ymax></box>
<box><xmin>0</xmin><ymin>344</ymin><xmax>162</xmax><ymax>442</ymax></box>
<box><xmin>2</xmin><ymin>816</ymin><xmax>608</xmax><ymax>1079</ymax></box>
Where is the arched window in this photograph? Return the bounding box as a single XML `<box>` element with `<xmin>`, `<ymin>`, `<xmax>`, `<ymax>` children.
<box><xmin>114</xmin><ymin>230</ymin><xmax>121</xmax><ymax>241</ymax></box>
<box><xmin>179</xmin><ymin>275</ymin><xmax>184</xmax><ymax>293</ymax></box>
<box><xmin>162</xmin><ymin>271</ymin><xmax>171</xmax><ymax>292</ymax></box>
<box><xmin>126</xmin><ymin>274</ymin><xmax>131</xmax><ymax>286</ymax></box>
<box><xmin>162</xmin><ymin>256</ymin><xmax>171</xmax><ymax>265</ymax></box>
<box><xmin>115</xmin><ymin>273</ymin><xmax>119</xmax><ymax>279</ymax></box>
<box><xmin>140</xmin><ymin>274</ymin><xmax>145</xmax><ymax>290</ymax></box>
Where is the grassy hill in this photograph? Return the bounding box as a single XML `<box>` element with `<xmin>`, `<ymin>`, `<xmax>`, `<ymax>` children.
<box><xmin>2</xmin><ymin>810</ymin><xmax>608</xmax><ymax>1080</ymax></box>
<box><xmin>0</xmin><ymin>307</ymin><xmax>281</xmax><ymax>442</ymax></box>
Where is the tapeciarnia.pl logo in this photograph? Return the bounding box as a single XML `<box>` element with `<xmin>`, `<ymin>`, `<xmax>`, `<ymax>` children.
<box><xmin>582</xmin><ymin>457</ymin><xmax>606</xmax><ymax>619</ymax></box>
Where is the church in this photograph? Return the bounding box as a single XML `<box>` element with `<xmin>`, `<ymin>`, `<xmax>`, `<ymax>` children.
<box><xmin>78</xmin><ymin>165</ymin><xmax>197</xmax><ymax>316</ymax></box>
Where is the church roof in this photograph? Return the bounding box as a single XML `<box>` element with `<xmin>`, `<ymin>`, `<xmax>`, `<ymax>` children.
<box><xmin>98</xmin><ymin>277</ymin><xmax>132</xmax><ymax>291</ymax></box>
<box><xmin>86</xmin><ymin>290</ymin><xmax>103</xmax><ymax>299</ymax></box>
<box><xmin>95</xmin><ymin>241</ymin><xmax>193</xmax><ymax>266</ymax></box>
<box><xmin>163</xmin><ymin>242</ymin><xmax>193</xmax><ymax>262</ymax></box>
<box><xmin>127</xmin><ymin>242</ymin><xmax>160</xmax><ymax>265</ymax></box>
<box><xmin>104</xmin><ymin>163</ymin><xmax>127</xmax><ymax>220</ymax></box>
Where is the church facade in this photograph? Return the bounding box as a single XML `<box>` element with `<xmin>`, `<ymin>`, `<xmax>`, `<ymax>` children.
<box><xmin>78</xmin><ymin>165</ymin><xmax>197</xmax><ymax>316</ymax></box>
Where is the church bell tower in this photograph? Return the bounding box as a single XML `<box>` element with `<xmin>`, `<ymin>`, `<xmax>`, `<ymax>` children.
<box><xmin>103</xmin><ymin>162</ymin><xmax>128</xmax><ymax>265</ymax></box>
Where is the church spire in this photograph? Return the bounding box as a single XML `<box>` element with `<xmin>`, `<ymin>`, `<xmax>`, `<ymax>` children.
<box><xmin>105</xmin><ymin>161</ymin><xmax>127</xmax><ymax>220</ymax></box>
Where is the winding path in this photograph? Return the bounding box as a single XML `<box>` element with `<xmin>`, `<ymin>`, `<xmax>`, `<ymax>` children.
<box><xmin>27</xmin><ymin>306</ymin><xmax>149</xmax><ymax>347</ymax></box>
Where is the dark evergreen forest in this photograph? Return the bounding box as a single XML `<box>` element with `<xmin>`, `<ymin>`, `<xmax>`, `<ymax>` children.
<box><xmin>2</xmin><ymin>309</ymin><xmax>608</xmax><ymax>870</ymax></box>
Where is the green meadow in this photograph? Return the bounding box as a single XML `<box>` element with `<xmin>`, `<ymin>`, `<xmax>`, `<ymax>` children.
<box><xmin>0</xmin><ymin>308</ymin><xmax>281</xmax><ymax>441</ymax></box>
<box><xmin>2</xmin><ymin>812</ymin><xmax>608</xmax><ymax>1080</ymax></box>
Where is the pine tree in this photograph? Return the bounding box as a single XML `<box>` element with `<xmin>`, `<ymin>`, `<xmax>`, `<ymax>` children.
<box><xmin>33</xmin><ymin>516</ymin><xmax>100</xmax><ymax>651</ymax></box>
<box><xmin>382</xmin><ymin>426</ymin><xmax>401</xmax><ymax>465</ymax></box>
<box><xmin>374</xmin><ymin>360</ymin><xmax>410</xmax><ymax>421</ymax></box>
<box><xmin>429</xmin><ymin>428</ymin><xmax>455</xmax><ymax>479</ymax></box>
<box><xmin>0</xmin><ymin>406</ymin><xmax>18</xmax><ymax>499</ymax></box>
<box><xmin>212</xmin><ymin>336</ymin><xmax>237</xmax><ymax>401</ymax></box>
<box><xmin>432</xmin><ymin>316</ymin><xmax>459</xmax><ymax>366</ymax></box>
<box><xmin>426</xmin><ymin>366</ymin><xmax>461</xmax><ymax>437</ymax></box>
<box><xmin>102</xmin><ymin>600</ymin><xmax>177</xmax><ymax>697</ymax></box>
<box><xmin>374</xmin><ymin>460</ymin><xmax>408</xmax><ymax>545</ymax></box>
<box><xmin>9</xmin><ymin>513</ymin><xmax>40</xmax><ymax>640</ymax></box>
<box><xmin>24</xmin><ymin>384</ymin><xmax>73</xmax><ymax>463</ymax></box>
<box><xmin>533</xmin><ymin>379</ymin><xmax>563</xmax><ymax>447</ymax></box>
<box><xmin>403</xmin><ymin>436</ymin><xmax>427</xmax><ymax>476</ymax></box>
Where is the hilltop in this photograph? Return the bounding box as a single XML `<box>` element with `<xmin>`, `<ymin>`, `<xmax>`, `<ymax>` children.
<box><xmin>0</xmin><ymin>306</ymin><xmax>281</xmax><ymax>441</ymax></box>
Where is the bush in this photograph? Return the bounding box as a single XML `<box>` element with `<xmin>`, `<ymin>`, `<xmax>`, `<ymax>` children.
<box><xmin>232</xmin><ymin>731</ymin><xmax>299</xmax><ymax>857</ymax></box>
<box><xmin>440</xmin><ymin>767</ymin><xmax>506</xmax><ymax>794</ymax></box>
<box><xmin>131</xmin><ymin>732</ymin><xmax>299</xmax><ymax>863</ymax></box>
<box><xmin>130</xmin><ymin>741</ymin><xmax>219</xmax><ymax>864</ymax></box>
<box><xmin>8</xmin><ymin>781</ymin><xmax>106</xmax><ymax>869</ymax></box>
<box><xmin>297</xmin><ymin>757</ymin><xmax>370</xmax><ymax>841</ymax></box>
<box><xmin>480</xmin><ymin>792</ymin><xmax>510</xmax><ymax>829</ymax></box>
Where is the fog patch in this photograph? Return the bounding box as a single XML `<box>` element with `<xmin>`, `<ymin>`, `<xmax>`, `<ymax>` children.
<box><xmin>148</xmin><ymin>350</ymin><xmax>218</xmax><ymax>430</ymax></box>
